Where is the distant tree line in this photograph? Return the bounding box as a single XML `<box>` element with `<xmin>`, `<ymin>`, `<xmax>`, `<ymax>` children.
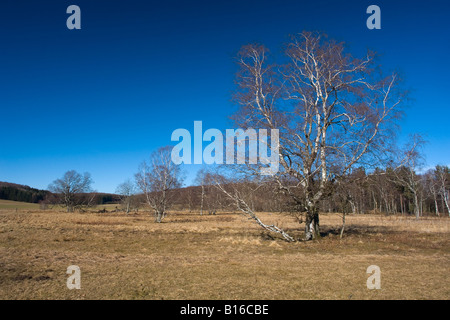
<box><xmin>0</xmin><ymin>181</ymin><xmax>120</xmax><ymax>207</ymax></box>
<box><xmin>0</xmin><ymin>182</ymin><xmax>50</xmax><ymax>203</ymax></box>
<box><xmin>36</xmin><ymin>163</ymin><xmax>450</xmax><ymax>218</ymax></box>
<box><xmin>318</xmin><ymin>165</ymin><xmax>450</xmax><ymax>217</ymax></box>
<box><xmin>169</xmin><ymin>164</ymin><xmax>450</xmax><ymax>218</ymax></box>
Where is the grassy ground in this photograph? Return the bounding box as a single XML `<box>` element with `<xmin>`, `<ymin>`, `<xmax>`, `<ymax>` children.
<box><xmin>0</xmin><ymin>199</ymin><xmax>121</xmax><ymax>211</ymax></box>
<box><xmin>0</xmin><ymin>199</ymin><xmax>40</xmax><ymax>210</ymax></box>
<box><xmin>0</xmin><ymin>208</ymin><xmax>448</xmax><ymax>300</ymax></box>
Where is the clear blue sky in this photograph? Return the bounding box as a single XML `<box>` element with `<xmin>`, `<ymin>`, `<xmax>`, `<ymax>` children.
<box><xmin>0</xmin><ymin>0</ymin><xmax>449</xmax><ymax>193</ymax></box>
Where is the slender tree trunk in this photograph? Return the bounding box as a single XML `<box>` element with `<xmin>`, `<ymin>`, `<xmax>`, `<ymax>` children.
<box><xmin>400</xmin><ymin>195</ymin><xmax>404</xmax><ymax>216</ymax></box>
<box><xmin>372</xmin><ymin>191</ymin><xmax>378</xmax><ymax>212</ymax></box>
<box><xmin>420</xmin><ymin>194</ymin><xmax>423</xmax><ymax>217</ymax></box>
<box><xmin>413</xmin><ymin>193</ymin><xmax>420</xmax><ymax>220</ymax></box>
<box><xmin>443</xmin><ymin>190</ymin><xmax>450</xmax><ymax>216</ymax></box>
<box><xmin>305</xmin><ymin>205</ymin><xmax>320</xmax><ymax>241</ymax></box>
<box><xmin>383</xmin><ymin>196</ymin><xmax>389</xmax><ymax>215</ymax></box>
<box><xmin>433</xmin><ymin>194</ymin><xmax>439</xmax><ymax>217</ymax></box>
<box><xmin>340</xmin><ymin>211</ymin><xmax>346</xmax><ymax>239</ymax></box>
<box><xmin>200</xmin><ymin>184</ymin><xmax>205</xmax><ymax>216</ymax></box>
<box><xmin>434</xmin><ymin>198</ymin><xmax>440</xmax><ymax>217</ymax></box>
<box><xmin>349</xmin><ymin>200</ymin><xmax>357</xmax><ymax>214</ymax></box>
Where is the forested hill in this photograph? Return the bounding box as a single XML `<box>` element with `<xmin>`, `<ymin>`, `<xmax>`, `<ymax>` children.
<box><xmin>0</xmin><ymin>182</ymin><xmax>51</xmax><ymax>203</ymax></box>
<box><xmin>0</xmin><ymin>181</ymin><xmax>122</xmax><ymax>205</ymax></box>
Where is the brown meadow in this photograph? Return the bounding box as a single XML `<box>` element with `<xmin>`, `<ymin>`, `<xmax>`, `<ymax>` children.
<box><xmin>0</xmin><ymin>208</ymin><xmax>448</xmax><ymax>300</ymax></box>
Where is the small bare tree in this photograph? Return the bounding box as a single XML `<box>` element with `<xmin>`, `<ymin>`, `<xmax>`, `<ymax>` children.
<box><xmin>391</xmin><ymin>135</ymin><xmax>426</xmax><ymax>219</ymax></box>
<box><xmin>435</xmin><ymin>165</ymin><xmax>450</xmax><ymax>215</ymax></box>
<box><xmin>195</xmin><ymin>168</ymin><xmax>207</xmax><ymax>216</ymax></box>
<box><xmin>48</xmin><ymin>170</ymin><xmax>94</xmax><ymax>212</ymax></box>
<box><xmin>115</xmin><ymin>179</ymin><xmax>137</xmax><ymax>214</ymax></box>
<box><xmin>135</xmin><ymin>146</ymin><xmax>184</xmax><ymax>222</ymax></box>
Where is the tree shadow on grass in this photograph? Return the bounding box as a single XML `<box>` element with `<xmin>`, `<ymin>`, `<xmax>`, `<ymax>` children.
<box><xmin>319</xmin><ymin>224</ymin><xmax>404</xmax><ymax>238</ymax></box>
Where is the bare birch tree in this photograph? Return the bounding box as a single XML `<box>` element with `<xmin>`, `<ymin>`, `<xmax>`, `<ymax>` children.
<box><xmin>232</xmin><ymin>31</ymin><xmax>405</xmax><ymax>240</ymax></box>
<box><xmin>135</xmin><ymin>146</ymin><xmax>184</xmax><ymax>222</ymax></box>
<box><xmin>390</xmin><ymin>134</ymin><xmax>426</xmax><ymax>219</ymax></box>
<box><xmin>195</xmin><ymin>168</ymin><xmax>207</xmax><ymax>216</ymax></box>
<box><xmin>115</xmin><ymin>179</ymin><xmax>137</xmax><ymax>214</ymax></box>
<box><xmin>435</xmin><ymin>165</ymin><xmax>450</xmax><ymax>215</ymax></box>
<box><xmin>425</xmin><ymin>171</ymin><xmax>440</xmax><ymax>216</ymax></box>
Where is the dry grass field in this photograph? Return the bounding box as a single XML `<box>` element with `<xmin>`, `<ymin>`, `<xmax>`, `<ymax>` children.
<box><xmin>0</xmin><ymin>207</ymin><xmax>448</xmax><ymax>300</ymax></box>
<box><xmin>0</xmin><ymin>200</ymin><xmax>40</xmax><ymax>210</ymax></box>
